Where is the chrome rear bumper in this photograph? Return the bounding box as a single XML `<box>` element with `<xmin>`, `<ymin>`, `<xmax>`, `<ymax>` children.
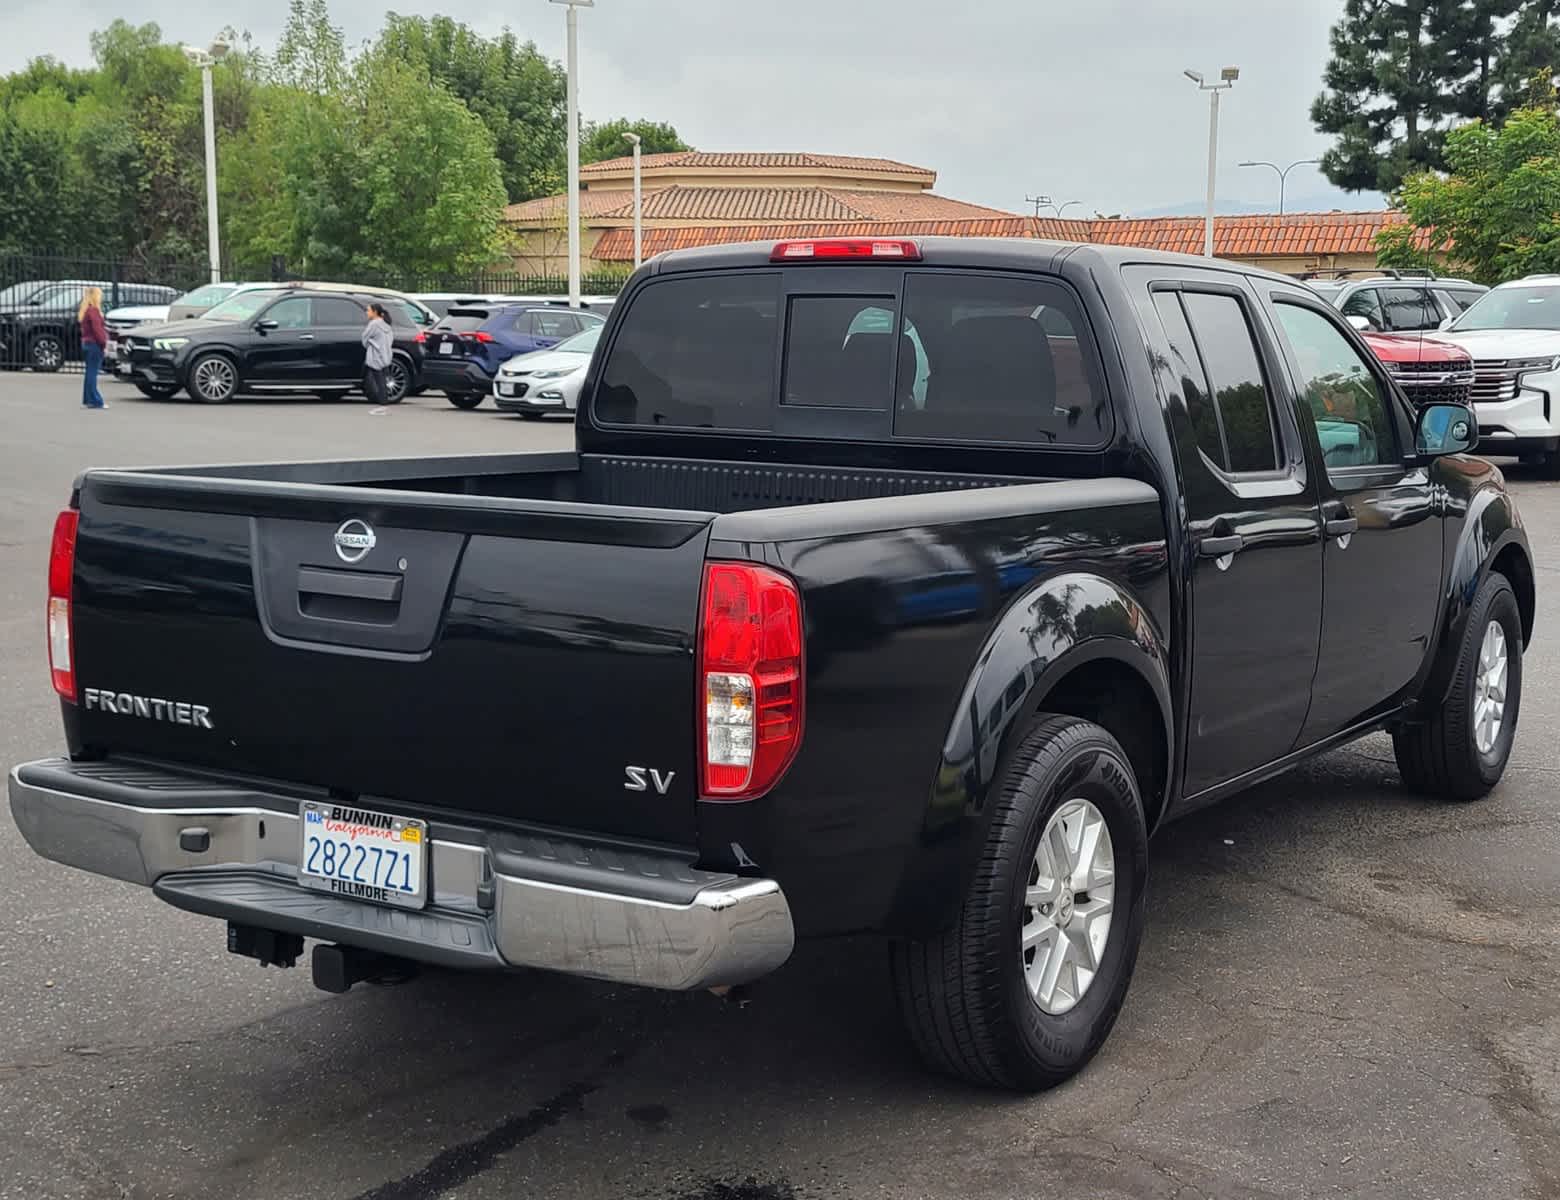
<box><xmin>8</xmin><ymin>759</ymin><xmax>794</xmax><ymax>991</ymax></box>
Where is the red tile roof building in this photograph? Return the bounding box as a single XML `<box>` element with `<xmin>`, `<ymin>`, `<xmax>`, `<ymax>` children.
<box><xmin>504</xmin><ymin>149</ymin><xmax>1415</xmax><ymax>276</ymax></box>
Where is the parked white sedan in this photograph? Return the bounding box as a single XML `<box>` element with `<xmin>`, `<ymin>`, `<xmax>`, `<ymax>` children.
<box><xmin>492</xmin><ymin>324</ymin><xmax>601</xmax><ymax>419</ymax></box>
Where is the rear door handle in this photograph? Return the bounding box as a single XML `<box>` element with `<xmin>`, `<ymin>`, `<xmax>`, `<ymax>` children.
<box><xmin>1197</xmin><ymin>533</ymin><xmax>1245</xmax><ymax>558</ymax></box>
<box><xmin>298</xmin><ymin>334</ymin><xmax>315</xmax><ymax>341</ymax></box>
<box><xmin>1324</xmin><ymin>515</ymin><xmax>1358</xmax><ymax>538</ymax></box>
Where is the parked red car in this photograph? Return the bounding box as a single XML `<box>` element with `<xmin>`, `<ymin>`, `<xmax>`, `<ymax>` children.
<box><xmin>1359</xmin><ymin>330</ymin><xmax>1474</xmax><ymax>407</ymax></box>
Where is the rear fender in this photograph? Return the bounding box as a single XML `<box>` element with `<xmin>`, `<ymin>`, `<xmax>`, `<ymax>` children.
<box><xmin>886</xmin><ymin>571</ymin><xmax>1171</xmax><ymax>935</ymax></box>
<box><xmin>1414</xmin><ymin>469</ymin><xmax>1533</xmax><ymax>712</ymax></box>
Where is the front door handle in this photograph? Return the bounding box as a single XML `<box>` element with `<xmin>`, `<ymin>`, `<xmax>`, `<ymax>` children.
<box><xmin>1324</xmin><ymin>514</ymin><xmax>1358</xmax><ymax>538</ymax></box>
<box><xmin>1197</xmin><ymin>533</ymin><xmax>1245</xmax><ymax>558</ymax></box>
<box><xmin>298</xmin><ymin>334</ymin><xmax>315</xmax><ymax>341</ymax></box>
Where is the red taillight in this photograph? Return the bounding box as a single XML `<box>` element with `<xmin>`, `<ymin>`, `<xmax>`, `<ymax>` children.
<box><xmin>48</xmin><ymin>509</ymin><xmax>79</xmax><ymax>702</ymax></box>
<box><xmin>473</xmin><ymin>330</ymin><xmax>495</xmax><ymax>343</ymax></box>
<box><xmin>770</xmin><ymin>238</ymin><xmax>922</xmax><ymax>262</ymax></box>
<box><xmin>698</xmin><ymin>563</ymin><xmax>804</xmax><ymax>800</ymax></box>
<box><xmin>414</xmin><ymin>331</ymin><xmax>426</xmax><ymax>343</ymax></box>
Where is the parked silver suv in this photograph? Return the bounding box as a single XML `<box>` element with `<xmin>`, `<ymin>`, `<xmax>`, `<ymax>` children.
<box><xmin>1302</xmin><ymin>271</ymin><xmax>1487</xmax><ymax>333</ymax></box>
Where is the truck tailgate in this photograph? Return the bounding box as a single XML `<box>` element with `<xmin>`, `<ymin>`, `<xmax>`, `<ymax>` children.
<box><xmin>66</xmin><ymin>471</ymin><xmax>715</xmax><ymax>846</ymax></box>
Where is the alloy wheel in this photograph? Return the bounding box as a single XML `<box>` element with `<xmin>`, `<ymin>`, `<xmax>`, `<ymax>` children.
<box><xmin>1473</xmin><ymin>619</ymin><xmax>1508</xmax><ymax>756</ymax></box>
<box><xmin>1021</xmin><ymin>797</ymin><xmax>1116</xmax><ymax>1016</ymax></box>
<box><xmin>193</xmin><ymin>357</ymin><xmax>236</xmax><ymax>402</ymax></box>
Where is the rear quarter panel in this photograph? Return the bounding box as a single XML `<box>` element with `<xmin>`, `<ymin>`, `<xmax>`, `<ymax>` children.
<box><xmin>698</xmin><ymin>479</ymin><xmax>1170</xmax><ymax>938</ymax></box>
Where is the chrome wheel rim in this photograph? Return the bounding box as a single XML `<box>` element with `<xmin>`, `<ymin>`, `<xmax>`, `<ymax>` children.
<box><xmin>195</xmin><ymin>357</ymin><xmax>234</xmax><ymax>400</ymax></box>
<box><xmin>1473</xmin><ymin>620</ymin><xmax>1508</xmax><ymax>756</ymax></box>
<box><xmin>34</xmin><ymin>338</ymin><xmax>61</xmax><ymax>368</ymax></box>
<box><xmin>1022</xmin><ymin>797</ymin><xmax>1116</xmax><ymax>1016</ymax></box>
<box><xmin>386</xmin><ymin>362</ymin><xmax>408</xmax><ymax>401</ymax></box>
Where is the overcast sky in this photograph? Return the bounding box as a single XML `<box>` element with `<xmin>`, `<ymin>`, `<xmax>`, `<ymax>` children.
<box><xmin>1</xmin><ymin>0</ymin><xmax>1379</xmax><ymax>216</ymax></box>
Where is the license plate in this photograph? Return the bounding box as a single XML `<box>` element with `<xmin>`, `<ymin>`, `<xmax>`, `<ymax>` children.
<box><xmin>439</xmin><ymin>341</ymin><xmax>454</xmax><ymax>355</ymax></box>
<box><xmin>106</xmin><ymin>339</ymin><xmax>118</xmax><ymax>356</ymax></box>
<box><xmin>299</xmin><ymin>802</ymin><xmax>427</xmax><ymax>910</ymax></box>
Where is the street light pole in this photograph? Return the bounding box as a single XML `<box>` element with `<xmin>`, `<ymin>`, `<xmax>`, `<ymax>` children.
<box><xmin>551</xmin><ymin>0</ymin><xmax>594</xmax><ymax>308</ymax></box>
<box><xmin>185</xmin><ymin>40</ymin><xmax>230</xmax><ymax>283</ymax></box>
<box><xmin>1237</xmin><ymin>158</ymin><xmax>1320</xmax><ymax>216</ymax></box>
<box><xmin>1053</xmin><ymin>200</ymin><xmax>1083</xmax><ymax>218</ymax></box>
<box><xmin>623</xmin><ymin>131</ymin><xmax>642</xmax><ymax>268</ymax></box>
<box><xmin>1185</xmin><ymin>67</ymin><xmax>1239</xmax><ymax>258</ymax></box>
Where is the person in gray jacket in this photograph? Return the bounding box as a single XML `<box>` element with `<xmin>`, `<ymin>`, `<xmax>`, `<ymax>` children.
<box><xmin>361</xmin><ymin>303</ymin><xmax>395</xmax><ymax>404</ymax></box>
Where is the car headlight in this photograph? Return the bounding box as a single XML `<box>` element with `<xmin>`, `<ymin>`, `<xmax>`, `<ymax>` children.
<box><xmin>528</xmin><ymin>368</ymin><xmax>573</xmax><ymax>379</ymax></box>
<box><xmin>153</xmin><ymin>337</ymin><xmax>188</xmax><ymax>351</ymax></box>
<box><xmin>1381</xmin><ymin>360</ymin><xmax>1402</xmax><ymax>374</ymax></box>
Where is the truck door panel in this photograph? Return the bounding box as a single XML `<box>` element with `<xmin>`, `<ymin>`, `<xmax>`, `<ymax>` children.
<box><xmin>1264</xmin><ymin>293</ymin><xmax>1442</xmax><ymax>741</ymax></box>
<box><xmin>1130</xmin><ymin>269</ymin><xmax>1324</xmax><ymax>796</ymax></box>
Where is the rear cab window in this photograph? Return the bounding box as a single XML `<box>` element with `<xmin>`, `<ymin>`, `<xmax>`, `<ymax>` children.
<box><xmin>594</xmin><ymin>268</ymin><xmax>1109</xmax><ymax>447</ymax></box>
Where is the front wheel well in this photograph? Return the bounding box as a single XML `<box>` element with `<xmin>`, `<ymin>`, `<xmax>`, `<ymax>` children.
<box><xmin>1491</xmin><ymin>544</ymin><xmax>1534</xmax><ymax>647</ymax></box>
<box><xmin>1022</xmin><ymin>658</ymin><xmax>1168</xmax><ymax>830</ymax></box>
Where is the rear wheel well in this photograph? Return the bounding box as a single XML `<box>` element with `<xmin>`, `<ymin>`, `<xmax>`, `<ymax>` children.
<box><xmin>1491</xmin><ymin>544</ymin><xmax>1534</xmax><ymax>647</ymax></box>
<box><xmin>1022</xmin><ymin>659</ymin><xmax>1168</xmax><ymax>830</ymax></box>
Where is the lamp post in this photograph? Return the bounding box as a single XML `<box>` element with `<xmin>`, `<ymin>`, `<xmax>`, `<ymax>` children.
<box><xmin>550</xmin><ymin>0</ymin><xmax>593</xmax><ymax>308</ymax></box>
<box><xmin>1052</xmin><ymin>200</ymin><xmax>1083</xmax><ymax>218</ymax></box>
<box><xmin>1237</xmin><ymin>158</ymin><xmax>1319</xmax><ymax>216</ymax></box>
<box><xmin>623</xmin><ymin>131</ymin><xmax>642</xmax><ymax>268</ymax></box>
<box><xmin>1184</xmin><ymin>67</ymin><xmax>1239</xmax><ymax>257</ymax></box>
<box><xmin>184</xmin><ymin>39</ymin><xmax>230</xmax><ymax>283</ymax></box>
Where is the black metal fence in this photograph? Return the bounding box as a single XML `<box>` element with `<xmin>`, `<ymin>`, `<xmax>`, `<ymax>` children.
<box><xmin>0</xmin><ymin>253</ymin><xmax>627</xmax><ymax>374</ymax></box>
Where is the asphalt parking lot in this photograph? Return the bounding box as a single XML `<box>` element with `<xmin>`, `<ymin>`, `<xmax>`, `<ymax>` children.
<box><xmin>2</xmin><ymin>371</ymin><xmax>1558</xmax><ymax>1200</ymax></box>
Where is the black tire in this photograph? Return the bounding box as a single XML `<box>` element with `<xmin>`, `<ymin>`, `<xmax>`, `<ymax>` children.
<box><xmin>187</xmin><ymin>352</ymin><xmax>238</xmax><ymax>403</ymax></box>
<box><xmin>1539</xmin><ymin>451</ymin><xmax>1560</xmax><ymax>480</ymax></box>
<box><xmin>890</xmin><ymin>714</ymin><xmax>1149</xmax><ymax>1090</ymax></box>
<box><xmin>446</xmin><ymin>392</ymin><xmax>484</xmax><ymax>410</ymax></box>
<box><xmin>29</xmin><ymin>333</ymin><xmax>65</xmax><ymax>373</ymax></box>
<box><xmin>134</xmin><ymin>381</ymin><xmax>180</xmax><ymax>399</ymax></box>
<box><xmin>1393</xmin><ymin>571</ymin><xmax>1522</xmax><ymax>800</ymax></box>
<box><xmin>383</xmin><ymin>357</ymin><xmax>410</xmax><ymax>404</ymax></box>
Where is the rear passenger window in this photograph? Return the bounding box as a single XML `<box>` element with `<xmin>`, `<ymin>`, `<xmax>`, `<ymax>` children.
<box><xmin>893</xmin><ymin>273</ymin><xmax>1107</xmax><ymax>446</ymax></box>
<box><xmin>315</xmin><ymin>297</ymin><xmax>365</xmax><ymax>325</ymax></box>
<box><xmin>1381</xmin><ymin>286</ymin><xmax>1438</xmax><ymax>332</ymax></box>
<box><xmin>597</xmin><ymin>273</ymin><xmax>779</xmax><ymax>428</ymax></box>
<box><xmin>1179</xmin><ymin>292</ymin><xmax>1281</xmax><ymax>474</ymax></box>
<box><xmin>531</xmin><ymin>311</ymin><xmax>577</xmax><ymax>337</ymax></box>
<box><xmin>784</xmin><ymin>296</ymin><xmax>896</xmax><ymax>409</ymax></box>
<box><xmin>1152</xmin><ymin>292</ymin><xmax>1226</xmax><ymax>469</ymax></box>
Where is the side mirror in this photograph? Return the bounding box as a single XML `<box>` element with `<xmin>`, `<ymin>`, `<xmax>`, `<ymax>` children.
<box><xmin>1416</xmin><ymin>402</ymin><xmax>1478</xmax><ymax>457</ymax></box>
<box><xmin>255</xmin><ymin>318</ymin><xmax>279</xmax><ymax>333</ymax></box>
<box><xmin>1438</xmin><ymin>315</ymin><xmax>1454</xmax><ymax>331</ymax></box>
<box><xmin>1346</xmin><ymin>314</ymin><xmax>1374</xmax><ymax>332</ymax></box>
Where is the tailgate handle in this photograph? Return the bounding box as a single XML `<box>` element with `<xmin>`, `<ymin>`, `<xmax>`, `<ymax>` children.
<box><xmin>297</xmin><ymin>566</ymin><xmax>403</xmax><ymax>603</ymax></box>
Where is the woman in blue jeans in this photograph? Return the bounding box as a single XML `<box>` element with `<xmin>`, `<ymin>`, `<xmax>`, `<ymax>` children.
<box><xmin>78</xmin><ymin>286</ymin><xmax>107</xmax><ymax>409</ymax></box>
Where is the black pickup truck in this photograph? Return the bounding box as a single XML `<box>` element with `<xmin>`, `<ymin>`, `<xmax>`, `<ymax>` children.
<box><xmin>10</xmin><ymin>237</ymin><xmax>1534</xmax><ymax>1091</ymax></box>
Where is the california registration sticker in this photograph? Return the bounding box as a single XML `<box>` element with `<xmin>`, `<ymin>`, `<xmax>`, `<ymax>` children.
<box><xmin>399</xmin><ymin>826</ymin><xmax>421</xmax><ymax>844</ymax></box>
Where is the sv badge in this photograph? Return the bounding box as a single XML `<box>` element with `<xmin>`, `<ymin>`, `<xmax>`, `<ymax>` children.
<box><xmin>624</xmin><ymin>766</ymin><xmax>675</xmax><ymax>795</ymax></box>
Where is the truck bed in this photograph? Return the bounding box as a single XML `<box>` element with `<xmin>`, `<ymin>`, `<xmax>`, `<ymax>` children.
<box><xmin>127</xmin><ymin>450</ymin><xmax>1040</xmax><ymax>514</ymax></box>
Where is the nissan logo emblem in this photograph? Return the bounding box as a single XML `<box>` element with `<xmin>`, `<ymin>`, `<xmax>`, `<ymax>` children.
<box><xmin>333</xmin><ymin>519</ymin><xmax>376</xmax><ymax>564</ymax></box>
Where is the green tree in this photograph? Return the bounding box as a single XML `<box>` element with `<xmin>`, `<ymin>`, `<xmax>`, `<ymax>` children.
<box><xmin>1495</xmin><ymin>0</ymin><xmax>1560</xmax><ymax>109</ymax></box>
<box><xmin>375</xmin><ymin>14</ymin><xmax>565</xmax><ymax>202</ymax></box>
<box><xmin>1383</xmin><ymin>103</ymin><xmax>1560</xmax><ymax>282</ymax></box>
<box><xmin>1311</xmin><ymin>0</ymin><xmax>1470</xmax><ymax>193</ymax></box>
<box><xmin>580</xmin><ymin>117</ymin><xmax>690</xmax><ymax>164</ymax></box>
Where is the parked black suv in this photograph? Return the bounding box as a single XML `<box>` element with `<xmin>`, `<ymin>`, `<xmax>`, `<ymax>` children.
<box><xmin>0</xmin><ymin>280</ymin><xmax>178</xmax><ymax>371</ymax></box>
<box><xmin>119</xmin><ymin>286</ymin><xmax>427</xmax><ymax>403</ymax></box>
